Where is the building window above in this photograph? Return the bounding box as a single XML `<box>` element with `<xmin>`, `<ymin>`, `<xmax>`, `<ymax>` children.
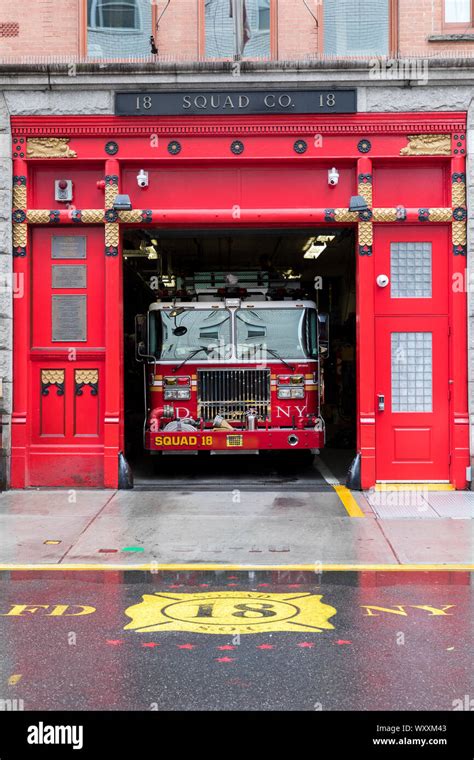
<box><xmin>444</xmin><ymin>0</ymin><xmax>472</xmax><ymax>24</ymax></box>
<box><xmin>86</xmin><ymin>0</ymin><xmax>151</xmax><ymax>57</ymax></box>
<box><xmin>88</xmin><ymin>0</ymin><xmax>142</xmax><ymax>31</ymax></box>
<box><xmin>323</xmin><ymin>0</ymin><xmax>390</xmax><ymax>56</ymax></box>
<box><xmin>204</xmin><ymin>0</ymin><xmax>272</xmax><ymax>59</ymax></box>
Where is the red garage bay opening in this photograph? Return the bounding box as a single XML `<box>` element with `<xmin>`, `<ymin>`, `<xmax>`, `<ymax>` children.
<box><xmin>10</xmin><ymin>112</ymin><xmax>469</xmax><ymax>490</ymax></box>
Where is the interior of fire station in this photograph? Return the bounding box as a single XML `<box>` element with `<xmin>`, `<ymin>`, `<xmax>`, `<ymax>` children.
<box><xmin>121</xmin><ymin>227</ymin><xmax>357</xmax><ymax>486</ymax></box>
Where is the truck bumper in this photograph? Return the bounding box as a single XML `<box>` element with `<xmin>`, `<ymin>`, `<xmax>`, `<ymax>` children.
<box><xmin>145</xmin><ymin>429</ymin><xmax>325</xmax><ymax>453</ymax></box>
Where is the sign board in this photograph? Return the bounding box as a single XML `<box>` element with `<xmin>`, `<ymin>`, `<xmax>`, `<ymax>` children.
<box><xmin>52</xmin><ymin>266</ymin><xmax>87</xmax><ymax>290</ymax></box>
<box><xmin>51</xmin><ymin>236</ymin><xmax>87</xmax><ymax>260</ymax></box>
<box><xmin>52</xmin><ymin>295</ymin><xmax>87</xmax><ymax>342</ymax></box>
<box><xmin>115</xmin><ymin>89</ymin><xmax>357</xmax><ymax>116</ymax></box>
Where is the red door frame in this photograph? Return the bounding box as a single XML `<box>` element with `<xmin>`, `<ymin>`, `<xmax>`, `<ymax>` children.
<box><xmin>9</xmin><ymin>112</ymin><xmax>469</xmax><ymax>489</ymax></box>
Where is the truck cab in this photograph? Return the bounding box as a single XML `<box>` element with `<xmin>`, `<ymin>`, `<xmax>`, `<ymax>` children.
<box><xmin>136</xmin><ymin>280</ymin><xmax>327</xmax><ymax>456</ymax></box>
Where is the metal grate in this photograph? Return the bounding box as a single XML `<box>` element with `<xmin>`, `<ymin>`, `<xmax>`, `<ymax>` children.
<box><xmin>0</xmin><ymin>23</ymin><xmax>19</xmax><ymax>37</ymax></box>
<box><xmin>227</xmin><ymin>435</ymin><xmax>244</xmax><ymax>447</ymax></box>
<box><xmin>198</xmin><ymin>368</ymin><xmax>270</xmax><ymax>422</ymax></box>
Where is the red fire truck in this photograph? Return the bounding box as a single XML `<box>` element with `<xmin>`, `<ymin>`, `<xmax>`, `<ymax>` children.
<box><xmin>135</xmin><ymin>274</ymin><xmax>327</xmax><ymax>456</ymax></box>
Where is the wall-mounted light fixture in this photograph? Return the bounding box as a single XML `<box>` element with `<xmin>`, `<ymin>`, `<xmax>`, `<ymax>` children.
<box><xmin>349</xmin><ymin>195</ymin><xmax>368</xmax><ymax>213</ymax></box>
<box><xmin>113</xmin><ymin>194</ymin><xmax>132</xmax><ymax>211</ymax></box>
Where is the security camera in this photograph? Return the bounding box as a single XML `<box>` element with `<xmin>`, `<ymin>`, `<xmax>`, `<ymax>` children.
<box><xmin>137</xmin><ymin>170</ymin><xmax>149</xmax><ymax>188</ymax></box>
<box><xmin>328</xmin><ymin>167</ymin><xmax>339</xmax><ymax>187</ymax></box>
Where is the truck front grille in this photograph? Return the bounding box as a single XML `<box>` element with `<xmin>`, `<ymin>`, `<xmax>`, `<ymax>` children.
<box><xmin>198</xmin><ymin>369</ymin><xmax>271</xmax><ymax>423</ymax></box>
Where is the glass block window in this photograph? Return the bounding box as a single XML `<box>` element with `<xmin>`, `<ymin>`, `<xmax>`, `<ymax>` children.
<box><xmin>390</xmin><ymin>242</ymin><xmax>432</xmax><ymax>299</ymax></box>
<box><xmin>391</xmin><ymin>332</ymin><xmax>432</xmax><ymax>412</ymax></box>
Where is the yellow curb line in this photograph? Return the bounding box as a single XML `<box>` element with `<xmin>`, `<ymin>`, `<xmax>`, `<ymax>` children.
<box><xmin>333</xmin><ymin>485</ymin><xmax>365</xmax><ymax>517</ymax></box>
<box><xmin>0</xmin><ymin>564</ymin><xmax>472</xmax><ymax>572</ymax></box>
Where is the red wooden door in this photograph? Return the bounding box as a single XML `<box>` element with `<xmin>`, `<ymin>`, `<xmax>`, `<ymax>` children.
<box><xmin>375</xmin><ymin>317</ymin><xmax>450</xmax><ymax>482</ymax></box>
<box><xmin>27</xmin><ymin>226</ymin><xmax>106</xmax><ymax>487</ymax></box>
<box><xmin>373</xmin><ymin>225</ymin><xmax>450</xmax><ymax>483</ymax></box>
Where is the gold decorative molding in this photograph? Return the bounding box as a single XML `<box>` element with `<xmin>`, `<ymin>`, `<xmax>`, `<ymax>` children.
<box><xmin>452</xmin><ymin>221</ymin><xmax>467</xmax><ymax>246</ymax></box>
<box><xmin>357</xmin><ymin>182</ymin><xmax>372</xmax><ymax>207</ymax></box>
<box><xmin>81</xmin><ymin>209</ymin><xmax>104</xmax><ymax>224</ymax></box>
<box><xmin>400</xmin><ymin>134</ymin><xmax>451</xmax><ymax>156</ymax></box>
<box><xmin>105</xmin><ymin>222</ymin><xmax>120</xmax><ymax>247</ymax></box>
<box><xmin>372</xmin><ymin>208</ymin><xmax>397</xmax><ymax>222</ymax></box>
<box><xmin>26</xmin><ymin>137</ymin><xmax>77</xmax><ymax>159</ymax></box>
<box><xmin>358</xmin><ymin>221</ymin><xmax>373</xmax><ymax>247</ymax></box>
<box><xmin>105</xmin><ymin>186</ymin><xmax>118</xmax><ymax>208</ymax></box>
<box><xmin>13</xmin><ymin>224</ymin><xmax>27</xmax><ymax>247</ymax></box>
<box><xmin>41</xmin><ymin>369</ymin><xmax>65</xmax><ymax>385</ymax></box>
<box><xmin>452</xmin><ymin>181</ymin><xmax>466</xmax><ymax>207</ymax></box>
<box><xmin>27</xmin><ymin>209</ymin><xmax>50</xmax><ymax>224</ymax></box>
<box><xmin>118</xmin><ymin>210</ymin><xmax>143</xmax><ymax>223</ymax></box>
<box><xmin>75</xmin><ymin>369</ymin><xmax>98</xmax><ymax>385</ymax></box>
<box><xmin>334</xmin><ymin>209</ymin><xmax>359</xmax><ymax>223</ymax></box>
<box><xmin>428</xmin><ymin>208</ymin><xmax>453</xmax><ymax>222</ymax></box>
<box><xmin>13</xmin><ymin>185</ymin><xmax>27</xmax><ymax>209</ymax></box>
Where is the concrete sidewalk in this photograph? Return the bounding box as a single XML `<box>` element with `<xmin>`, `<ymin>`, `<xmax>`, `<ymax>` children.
<box><xmin>0</xmin><ymin>487</ymin><xmax>472</xmax><ymax>567</ymax></box>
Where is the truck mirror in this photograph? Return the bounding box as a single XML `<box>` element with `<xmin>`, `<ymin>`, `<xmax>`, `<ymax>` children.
<box><xmin>318</xmin><ymin>313</ymin><xmax>330</xmax><ymax>355</ymax></box>
<box><xmin>135</xmin><ymin>314</ymin><xmax>147</xmax><ymax>362</ymax></box>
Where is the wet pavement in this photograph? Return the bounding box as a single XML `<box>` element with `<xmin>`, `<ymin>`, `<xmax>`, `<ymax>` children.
<box><xmin>0</xmin><ymin>569</ymin><xmax>472</xmax><ymax>711</ymax></box>
<box><xmin>0</xmin><ymin>485</ymin><xmax>472</xmax><ymax>565</ymax></box>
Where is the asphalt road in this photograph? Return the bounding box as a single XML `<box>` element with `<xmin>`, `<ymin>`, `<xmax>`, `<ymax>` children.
<box><xmin>0</xmin><ymin>569</ymin><xmax>472</xmax><ymax>711</ymax></box>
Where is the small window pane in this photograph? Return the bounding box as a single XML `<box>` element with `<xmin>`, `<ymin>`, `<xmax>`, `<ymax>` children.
<box><xmin>88</xmin><ymin>0</ymin><xmax>151</xmax><ymax>58</ymax></box>
<box><xmin>258</xmin><ymin>0</ymin><xmax>270</xmax><ymax>30</ymax></box>
<box><xmin>390</xmin><ymin>242</ymin><xmax>432</xmax><ymax>299</ymax></box>
<box><xmin>205</xmin><ymin>0</ymin><xmax>270</xmax><ymax>59</ymax></box>
<box><xmin>445</xmin><ymin>0</ymin><xmax>470</xmax><ymax>22</ymax></box>
<box><xmin>391</xmin><ymin>332</ymin><xmax>432</xmax><ymax>413</ymax></box>
<box><xmin>324</xmin><ymin>0</ymin><xmax>389</xmax><ymax>56</ymax></box>
<box><xmin>100</xmin><ymin>4</ymin><xmax>138</xmax><ymax>29</ymax></box>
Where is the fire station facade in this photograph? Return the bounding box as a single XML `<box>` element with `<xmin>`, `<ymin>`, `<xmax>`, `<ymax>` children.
<box><xmin>0</xmin><ymin>64</ymin><xmax>473</xmax><ymax>490</ymax></box>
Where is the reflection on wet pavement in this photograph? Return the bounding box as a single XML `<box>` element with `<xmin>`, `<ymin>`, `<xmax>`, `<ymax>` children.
<box><xmin>0</xmin><ymin>570</ymin><xmax>472</xmax><ymax>711</ymax></box>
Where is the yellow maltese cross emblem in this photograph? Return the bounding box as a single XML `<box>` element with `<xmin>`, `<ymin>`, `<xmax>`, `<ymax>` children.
<box><xmin>124</xmin><ymin>591</ymin><xmax>337</xmax><ymax>634</ymax></box>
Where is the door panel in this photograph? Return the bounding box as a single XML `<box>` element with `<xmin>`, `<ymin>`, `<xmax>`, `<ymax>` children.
<box><xmin>375</xmin><ymin>316</ymin><xmax>449</xmax><ymax>481</ymax></box>
<box><xmin>374</xmin><ymin>226</ymin><xmax>449</xmax><ymax>316</ymax></box>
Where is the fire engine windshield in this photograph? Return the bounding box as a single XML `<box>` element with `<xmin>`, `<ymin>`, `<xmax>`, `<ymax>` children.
<box><xmin>235</xmin><ymin>308</ymin><xmax>318</xmax><ymax>360</ymax></box>
<box><xmin>150</xmin><ymin>309</ymin><xmax>232</xmax><ymax>360</ymax></box>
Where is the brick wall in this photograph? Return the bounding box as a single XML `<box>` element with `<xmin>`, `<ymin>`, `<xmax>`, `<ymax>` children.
<box><xmin>1</xmin><ymin>0</ymin><xmax>474</xmax><ymax>60</ymax></box>
<box><xmin>155</xmin><ymin>0</ymin><xmax>199</xmax><ymax>59</ymax></box>
<box><xmin>277</xmin><ymin>0</ymin><xmax>319</xmax><ymax>59</ymax></box>
<box><xmin>399</xmin><ymin>0</ymin><xmax>474</xmax><ymax>55</ymax></box>
<box><xmin>0</xmin><ymin>0</ymin><xmax>79</xmax><ymax>57</ymax></box>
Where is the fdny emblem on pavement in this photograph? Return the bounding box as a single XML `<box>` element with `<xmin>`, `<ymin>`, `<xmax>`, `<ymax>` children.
<box><xmin>124</xmin><ymin>591</ymin><xmax>337</xmax><ymax>634</ymax></box>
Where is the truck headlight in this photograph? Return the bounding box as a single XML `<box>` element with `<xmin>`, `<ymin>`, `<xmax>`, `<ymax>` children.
<box><xmin>164</xmin><ymin>388</ymin><xmax>191</xmax><ymax>400</ymax></box>
<box><xmin>277</xmin><ymin>388</ymin><xmax>305</xmax><ymax>399</ymax></box>
<box><xmin>164</xmin><ymin>376</ymin><xmax>191</xmax><ymax>400</ymax></box>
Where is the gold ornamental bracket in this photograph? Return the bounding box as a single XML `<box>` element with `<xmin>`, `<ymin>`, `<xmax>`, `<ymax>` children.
<box><xmin>41</xmin><ymin>369</ymin><xmax>65</xmax><ymax>396</ymax></box>
<box><xmin>26</xmin><ymin>137</ymin><xmax>77</xmax><ymax>159</ymax></box>
<box><xmin>400</xmin><ymin>134</ymin><xmax>451</xmax><ymax>156</ymax></box>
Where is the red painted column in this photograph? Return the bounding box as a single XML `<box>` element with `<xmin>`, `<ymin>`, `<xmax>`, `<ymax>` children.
<box><xmin>11</xmin><ymin>158</ymin><xmax>29</xmax><ymax>488</ymax></box>
<box><xmin>356</xmin><ymin>157</ymin><xmax>376</xmax><ymax>489</ymax></box>
<box><xmin>103</xmin><ymin>159</ymin><xmax>121</xmax><ymax>489</ymax></box>
<box><xmin>450</xmin><ymin>156</ymin><xmax>469</xmax><ymax>488</ymax></box>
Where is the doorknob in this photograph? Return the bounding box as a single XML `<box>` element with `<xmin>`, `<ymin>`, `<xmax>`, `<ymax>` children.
<box><xmin>377</xmin><ymin>394</ymin><xmax>385</xmax><ymax>411</ymax></box>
